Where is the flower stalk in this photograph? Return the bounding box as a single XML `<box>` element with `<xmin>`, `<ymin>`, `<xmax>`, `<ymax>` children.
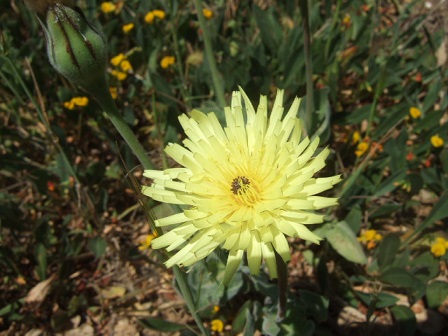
<box><xmin>26</xmin><ymin>2</ymin><xmax>208</xmax><ymax>334</ymax></box>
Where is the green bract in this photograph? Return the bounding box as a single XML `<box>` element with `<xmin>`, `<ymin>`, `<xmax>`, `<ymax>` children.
<box><xmin>40</xmin><ymin>3</ymin><xmax>107</xmax><ymax>91</ymax></box>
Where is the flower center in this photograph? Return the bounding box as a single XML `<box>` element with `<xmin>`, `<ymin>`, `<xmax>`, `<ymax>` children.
<box><xmin>230</xmin><ymin>176</ymin><xmax>260</xmax><ymax>207</ymax></box>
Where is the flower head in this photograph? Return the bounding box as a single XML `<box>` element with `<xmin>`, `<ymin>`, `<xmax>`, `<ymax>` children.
<box><xmin>355</xmin><ymin>141</ymin><xmax>369</xmax><ymax>157</ymax></box>
<box><xmin>160</xmin><ymin>56</ymin><xmax>175</xmax><ymax>69</ymax></box>
<box><xmin>100</xmin><ymin>2</ymin><xmax>116</xmax><ymax>14</ymax></box>
<box><xmin>211</xmin><ymin>319</ymin><xmax>224</xmax><ymax>332</ymax></box>
<box><xmin>139</xmin><ymin>233</ymin><xmax>156</xmax><ymax>251</ymax></box>
<box><xmin>203</xmin><ymin>8</ymin><xmax>214</xmax><ymax>19</ymax></box>
<box><xmin>409</xmin><ymin>107</ymin><xmax>421</xmax><ymax>119</ymax></box>
<box><xmin>111</xmin><ymin>70</ymin><xmax>127</xmax><ymax>81</ymax></box>
<box><xmin>41</xmin><ymin>3</ymin><xmax>108</xmax><ymax>92</ymax></box>
<box><xmin>145</xmin><ymin>10</ymin><xmax>165</xmax><ymax>24</ymax></box>
<box><xmin>64</xmin><ymin>96</ymin><xmax>89</xmax><ymax>109</ymax></box>
<box><xmin>142</xmin><ymin>88</ymin><xmax>341</xmax><ymax>284</ymax></box>
<box><xmin>431</xmin><ymin>134</ymin><xmax>444</xmax><ymax>148</ymax></box>
<box><xmin>358</xmin><ymin>229</ymin><xmax>382</xmax><ymax>249</ymax></box>
<box><xmin>122</xmin><ymin>23</ymin><xmax>134</xmax><ymax>34</ymax></box>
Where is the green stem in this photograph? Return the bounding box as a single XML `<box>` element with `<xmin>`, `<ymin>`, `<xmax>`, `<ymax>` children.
<box><xmin>193</xmin><ymin>0</ymin><xmax>226</xmax><ymax>109</ymax></box>
<box><xmin>275</xmin><ymin>251</ymin><xmax>287</xmax><ymax>322</ymax></box>
<box><xmin>173</xmin><ymin>266</ymin><xmax>211</xmax><ymax>336</ymax></box>
<box><xmin>90</xmin><ymin>80</ymin><xmax>209</xmax><ymax>336</ymax></box>
<box><xmin>299</xmin><ymin>0</ymin><xmax>314</xmax><ymax>134</ymax></box>
<box><xmin>91</xmin><ymin>83</ymin><xmax>154</xmax><ymax>170</ymax></box>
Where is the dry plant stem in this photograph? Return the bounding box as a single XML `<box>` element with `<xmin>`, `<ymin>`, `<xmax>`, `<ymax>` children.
<box><xmin>299</xmin><ymin>0</ymin><xmax>314</xmax><ymax>134</ymax></box>
<box><xmin>91</xmin><ymin>85</ymin><xmax>210</xmax><ymax>336</ymax></box>
<box><xmin>193</xmin><ymin>0</ymin><xmax>226</xmax><ymax>109</ymax></box>
<box><xmin>275</xmin><ymin>251</ymin><xmax>287</xmax><ymax>322</ymax></box>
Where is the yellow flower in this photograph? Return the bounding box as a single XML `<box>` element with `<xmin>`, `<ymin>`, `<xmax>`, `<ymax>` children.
<box><xmin>160</xmin><ymin>56</ymin><xmax>175</xmax><ymax>69</ymax></box>
<box><xmin>152</xmin><ymin>9</ymin><xmax>166</xmax><ymax>20</ymax></box>
<box><xmin>122</xmin><ymin>23</ymin><xmax>134</xmax><ymax>34</ymax></box>
<box><xmin>142</xmin><ymin>88</ymin><xmax>341</xmax><ymax>284</ymax></box>
<box><xmin>64</xmin><ymin>96</ymin><xmax>89</xmax><ymax>109</ymax></box>
<box><xmin>109</xmin><ymin>87</ymin><xmax>118</xmax><ymax>99</ymax></box>
<box><xmin>210</xmin><ymin>319</ymin><xmax>224</xmax><ymax>332</ymax></box>
<box><xmin>100</xmin><ymin>2</ymin><xmax>116</xmax><ymax>14</ymax></box>
<box><xmin>110</xmin><ymin>53</ymin><xmax>125</xmax><ymax>67</ymax></box>
<box><xmin>352</xmin><ymin>131</ymin><xmax>360</xmax><ymax>144</ymax></box>
<box><xmin>64</xmin><ymin>100</ymin><xmax>75</xmax><ymax>110</ymax></box>
<box><xmin>409</xmin><ymin>107</ymin><xmax>421</xmax><ymax>119</ymax></box>
<box><xmin>431</xmin><ymin>242</ymin><xmax>446</xmax><ymax>257</ymax></box>
<box><xmin>72</xmin><ymin>97</ymin><xmax>89</xmax><ymax>106</ymax></box>
<box><xmin>139</xmin><ymin>234</ymin><xmax>156</xmax><ymax>251</ymax></box>
<box><xmin>431</xmin><ymin>134</ymin><xmax>444</xmax><ymax>148</ymax></box>
<box><xmin>144</xmin><ymin>12</ymin><xmax>155</xmax><ymax>24</ymax></box>
<box><xmin>120</xmin><ymin>59</ymin><xmax>133</xmax><ymax>72</ymax></box>
<box><xmin>358</xmin><ymin>229</ymin><xmax>382</xmax><ymax>250</ymax></box>
<box><xmin>203</xmin><ymin>8</ymin><xmax>214</xmax><ymax>19</ymax></box>
<box><xmin>342</xmin><ymin>14</ymin><xmax>351</xmax><ymax>28</ymax></box>
<box><xmin>355</xmin><ymin>141</ymin><xmax>369</xmax><ymax>157</ymax></box>
<box><xmin>111</xmin><ymin>70</ymin><xmax>127</xmax><ymax>81</ymax></box>
<box><xmin>212</xmin><ymin>305</ymin><xmax>220</xmax><ymax>313</ymax></box>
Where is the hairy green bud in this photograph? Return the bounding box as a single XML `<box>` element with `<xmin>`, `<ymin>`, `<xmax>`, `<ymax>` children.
<box><xmin>39</xmin><ymin>3</ymin><xmax>108</xmax><ymax>92</ymax></box>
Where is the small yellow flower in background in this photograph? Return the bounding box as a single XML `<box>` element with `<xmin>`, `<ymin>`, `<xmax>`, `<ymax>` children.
<box><xmin>409</xmin><ymin>107</ymin><xmax>421</xmax><ymax>119</ymax></box>
<box><xmin>142</xmin><ymin>87</ymin><xmax>341</xmax><ymax>284</ymax></box>
<box><xmin>431</xmin><ymin>241</ymin><xmax>446</xmax><ymax>257</ymax></box>
<box><xmin>358</xmin><ymin>229</ymin><xmax>382</xmax><ymax>250</ymax></box>
<box><xmin>72</xmin><ymin>97</ymin><xmax>89</xmax><ymax>106</ymax></box>
<box><xmin>160</xmin><ymin>56</ymin><xmax>175</xmax><ymax>69</ymax></box>
<box><xmin>122</xmin><ymin>23</ymin><xmax>134</xmax><ymax>34</ymax></box>
<box><xmin>110</xmin><ymin>53</ymin><xmax>125</xmax><ymax>67</ymax></box>
<box><xmin>144</xmin><ymin>12</ymin><xmax>155</xmax><ymax>24</ymax></box>
<box><xmin>100</xmin><ymin>2</ymin><xmax>116</xmax><ymax>14</ymax></box>
<box><xmin>355</xmin><ymin>141</ymin><xmax>369</xmax><ymax>157</ymax></box>
<box><xmin>139</xmin><ymin>234</ymin><xmax>156</xmax><ymax>251</ymax></box>
<box><xmin>203</xmin><ymin>8</ymin><xmax>214</xmax><ymax>19</ymax></box>
<box><xmin>145</xmin><ymin>10</ymin><xmax>165</xmax><ymax>24</ymax></box>
<box><xmin>120</xmin><ymin>59</ymin><xmax>133</xmax><ymax>72</ymax></box>
<box><xmin>64</xmin><ymin>96</ymin><xmax>89</xmax><ymax>110</ymax></box>
<box><xmin>111</xmin><ymin>70</ymin><xmax>127</xmax><ymax>81</ymax></box>
<box><xmin>153</xmin><ymin>9</ymin><xmax>166</xmax><ymax>19</ymax></box>
<box><xmin>64</xmin><ymin>100</ymin><xmax>75</xmax><ymax>110</ymax></box>
<box><xmin>211</xmin><ymin>319</ymin><xmax>224</xmax><ymax>332</ymax></box>
<box><xmin>342</xmin><ymin>14</ymin><xmax>351</xmax><ymax>28</ymax></box>
<box><xmin>431</xmin><ymin>134</ymin><xmax>444</xmax><ymax>148</ymax></box>
<box><xmin>109</xmin><ymin>87</ymin><xmax>118</xmax><ymax>99</ymax></box>
<box><xmin>212</xmin><ymin>305</ymin><xmax>220</xmax><ymax>313</ymax></box>
<box><xmin>352</xmin><ymin>131</ymin><xmax>360</xmax><ymax>144</ymax></box>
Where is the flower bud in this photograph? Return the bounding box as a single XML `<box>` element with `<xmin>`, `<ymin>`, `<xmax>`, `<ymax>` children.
<box><xmin>24</xmin><ymin>0</ymin><xmax>74</xmax><ymax>16</ymax></box>
<box><xmin>39</xmin><ymin>3</ymin><xmax>108</xmax><ymax>92</ymax></box>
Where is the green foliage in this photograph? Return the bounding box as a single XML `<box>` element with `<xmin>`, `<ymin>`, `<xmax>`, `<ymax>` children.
<box><xmin>1</xmin><ymin>0</ymin><xmax>447</xmax><ymax>334</ymax></box>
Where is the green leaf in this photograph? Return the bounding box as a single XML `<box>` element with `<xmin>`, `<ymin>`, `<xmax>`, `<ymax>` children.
<box><xmin>300</xmin><ymin>290</ymin><xmax>329</xmax><ymax>322</ymax></box>
<box><xmin>379</xmin><ymin>268</ymin><xmax>425</xmax><ymax>300</ymax></box>
<box><xmin>88</xmin><ymin>236</ymin><xmax>107</xmax><ymax>259</ymax></box>
<box><xmin>34</xmin><ymin>243</ymin><xmax>47</xmax><ymax>281</ymax></box>
<box><xmin>326</xmin><ymin>221</ymin><xmax>367</xmax><ymax>264</ymax></box>
<box><xmin>253</xmin><ymin>5</ymin><xmax>282</xmax><ymax>53</ymax></box>
<box><xmin>426</xmin><ymin>281</ymin><xmax>448</xmax><ymax>309</ymax></box>
<box><xmin>410</xmin><ymin>251</ymin><xmax>439</xmax><ymax>282</ymax></box>
<box><xmin>355</xmin><ymin>291</ymin><xmax>399</xmax><ymax>309</ymax></box>
<box><xmin>410</xmin><ymin>191</ymin><xmax>448</xmax><ymax>239</ymax></box>
<box><xmin>139</xmin><ymin>317</ymin><xmax>186</xmax><ymax>332</ymax></box>
<box><xmin>232</xmin><ymin>300</ymin><xmax>253</xmax><ymax>334</ymax></box>
<box><xmin>344</xmin><ymin>205</ymin><xmax>362</xmax><ymax>234</ymax></box>
<box><xmin>376</xmin><ymin>234</ymin><xmax>400</xmax><ymax>271</ymax></box>
<box><xmin>390</xmin><ymin>305</ymin><xmax>417</xmax><ymax>336</ymax></box>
